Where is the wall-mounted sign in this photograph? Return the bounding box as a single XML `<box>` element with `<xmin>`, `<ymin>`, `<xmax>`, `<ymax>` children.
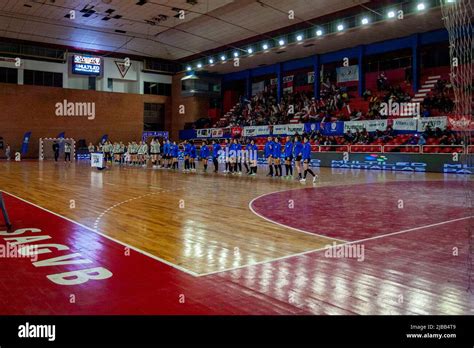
<box><xmin>71</xmin><ymin>55</ymin><xmax>102</xmax><ymax>76</ymax></box>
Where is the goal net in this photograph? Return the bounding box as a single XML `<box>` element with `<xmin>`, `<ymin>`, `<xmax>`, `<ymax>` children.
<box><xmin>39</xmin><ymin>138</ymin><xmax>76</xmax><ymax>160</ymax></box>
<box><xmin>440</xmin><ymin>0</ymin><xmax>473</xmax><ymax>290</ymax></box>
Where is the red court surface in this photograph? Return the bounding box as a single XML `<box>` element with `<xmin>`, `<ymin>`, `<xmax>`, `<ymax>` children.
<box><xmin>1</xmin><ymin>183</ymin><xmax>473</xmax><ymax>315</ymax></box>
<box><xmin>250</xmin><ymin>180</ymin><xmax>471</xmax><ymax>241</ymax></box>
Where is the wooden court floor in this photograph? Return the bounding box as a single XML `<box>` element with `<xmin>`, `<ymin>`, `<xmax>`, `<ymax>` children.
<box><xmin>1</xmin><ymin>160</ymin><xmax>473</xmax><ymax>315</ymax></box>
<box><xmin>0</xmin><ymin>160</ymin><xmax>470</xmax><ymax>277</ymax></box>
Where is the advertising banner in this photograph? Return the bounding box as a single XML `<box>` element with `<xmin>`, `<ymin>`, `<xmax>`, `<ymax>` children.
<box><xmin>273</xmin><ymin>124</ymin><xmax>289</xmax><ymax>135</ymax></box>
<box><xmin>304</xmin><ymin>122</ymin><xmax>321</xmax><ymax>133</ymax></box>
<box><xmin>251</xmin><ymin>81</ymin><xmax>265</xmax><ymax>95</ymax></box>
<box><xmin>231</xmin><ymin>127</ymin><xmax>243</xmax><ymax>137</ymax></box>
<box><xmin>211</xmin><ymin>128</ymin><xmax>223</xmax><ymax>138</ymax></box>
<box><xmin>447</xmin><ymin>116</ymin><xmax>474</xmax><ymax>131</ymax></box>
<box><xmin>393</xmin><ymin>118</ymin><xmax>418</xmax><ymax>131</ymax></box>
<box><xmin>417</xmin><ymin>116</ymin><xmax>447</xmax><ymax>132</ymax></box>
<box><xmin>321</xmin><ymin>122</ymin><xmax>344</xmax><ymax>135</ymax></box>
<box><xmin>286</xmin><ymin>124</ymin><xmax>305</xmax><ymax>134</ymax></box>
<box><xmin>336</xmin><ymin>65</ymin><xmax>359</xmax><ymax>83</ymax></box>
<box><xmin>344</xmin><ymin>120</ymin><xmax>388</xmax><ymax>133</ymax></box>
<box><xmin>91</xmin><ymin>152</ymin><xmax>105</xmax><ymax>168</ymax></box>
<box><xmin>243</xmin><ymin>126</ymin><xmax>270</xmax><ymax>137</ymax></box>
<box><xmin>196</xmin><ymin>129</ymin><xmax>210</xmax><ymax>138</ymax></box>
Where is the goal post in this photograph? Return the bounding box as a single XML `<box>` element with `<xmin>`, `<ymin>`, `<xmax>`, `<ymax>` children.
<box><xmin>0</xmin><ymin>192</ymin><xmax>12</xmax><ymax>232</ymax></box>
<box><xmin>440</xmin><ymin>0</ymin><xmax>473</xmax><ymax>291</ymax></box>
<box><xmin>39</xmin><ymin>138</ymin><xmax>76</xmax><ymax>160</ymax></box>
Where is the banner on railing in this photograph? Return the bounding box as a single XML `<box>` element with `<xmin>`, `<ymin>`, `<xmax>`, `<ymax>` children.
<box><xmin>447</xmin><ymin>116</ymin><xmax>474</xmax><ymax>131</ymax></box>
<box><xmin>197</xmin><ymin>129</ymin><xmax>210</xmax><ymax>138</ymax></box>
<box><xmin>417</xmin><ymin>116</ymin><xmax>447</xmax><ymax>132</ymax></box>
<box><xmin>304</xmin><ymin>122</ymin><xmax>321</xmax><ymax>133</ymax></box>
<box><xmin>231</xmin><ymin>127</ymin><xmax>243</xmax><ymax>137</ymax></box>
<box><xmin>344</xmin><ymin>120</ymin><xmax>387</xmax><ymax>133</ymax></box>
<box><xmin>393</xmin><ymin>118</ymin><xmax>418</xmax><ymax>131</ymax></box>
<box><xmin>243</xmin><ymin>125</ymin><xmax>270</xmax><ymax>137</ymax></box>
<box><xmin>211</xmin><ymin>128</ymin><xmax>223</xmax><ymax>138</ymax></box>
<box><xmin>287</xmin><ymin>124</ymin><xmax>305</xmax><ymax>135</ymax></box>
<box><xmin>273</xmin><ymin>125</ymin><xmax>289</xmax><ymax>135</ymax></box>
<box><xmin>322</xmin><ymin>122</ymin><xmax>344</xmax><ymax>135</ymax></box>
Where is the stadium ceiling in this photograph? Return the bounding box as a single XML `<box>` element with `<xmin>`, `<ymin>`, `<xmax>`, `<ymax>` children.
<box><xmin>201</xmin><ymin>6</ymin><xmax>445</xmax><ymax>74</ymax></box>
<box><xmin>0</xmin><ymin>0</ymin><xmax>371</xmax><ymax>60</ymax></box>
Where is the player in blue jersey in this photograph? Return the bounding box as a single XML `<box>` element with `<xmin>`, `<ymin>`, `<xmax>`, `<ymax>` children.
<box><xmin>171</xmin><ymin>141</ymin><xmax>179</xmax><ymax>170</ymax></box>
<box><xmin>284</xmin><ymin>135</ymin><xmax>294</xmax><ymax>178</ymax></box>
<box><xmin>189</xmin><ymin>140</ymin><xmax>197</xmax><ymax>172</ymax></box>
<box><xmin>293</xmin><ymin>135</ymin><xmax>304</xmax><ymax>180</ymax></box>
<box><xmin>235</xmin><ymin>139</ymin><xmax>243</xmax><ymax>175</ymax></box>
<box><xmin>273</xmin><ymin>137</ymin><xmax>282</xmax><ymax>177</ymax></box>
<box><xmin>228</xmin><ymin>138</ymin><xmax>239</xmax><ymax>174</ymax></box>
<box><xmin>163</xmin><ymin>139</ymin><xmax>170</xmax><ymax>169</ymax></box>
<box><xmin>248</xmin><ymin>139</ymin><xmax>258</xmax><ymax>176</ymax></box>
<box><xmin>300</xmin><ymin>136</ymin><xmax>318</xmax><ymax>183</ymax></box>
<box><xmin>211</xmin><ymin>140</ymin><xmax>221</xmax><ymax>173</ymax></box>
<box><xmin>200</xmin><ymin>140</ymin><xmax>210</xmax><ymax>172</ymax></box>
<box><xmin>223</xmin><ymin>138</ymin><xmax>231</xmax><ymax>174</ymax></box>
<box><xmin>182</xmin><ymin>140</ymin><xmax>191</xmax><ymax>172</ymax></box>
<box><xmin>242</xmin><ymin>138</ymin><xmax>251</xmax><ymax>174</ymax></box>
<box><xmin>264</xmin><ymin>136</ymin><xmax>274</xmax><ymax>177</ymax></box>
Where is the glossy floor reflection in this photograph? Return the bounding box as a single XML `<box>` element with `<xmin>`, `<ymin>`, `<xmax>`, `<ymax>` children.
<box><xmin>0</xmin><ymin>161</ymin><xmax>472</xmax><ymax>314</ymax></box>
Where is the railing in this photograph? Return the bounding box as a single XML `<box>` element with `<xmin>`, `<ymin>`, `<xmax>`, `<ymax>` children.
<box><xmin>383</xmin><ymin>145</ymin><xmax>421</xmax><ymax>153</ymax></box>
<box><xmin>421</xmin><ymin>145</ymin><xmax>465</xmax><ymax>154</ymax></box>
<box><xmin>319</xmin><ymin>145</ymin><xmax>350</xmax><ymax>152</ymax></box>
<box><xmin>350</xmin><ymin>145</ymin><xmax>383</xmax><ymax>153</ymax></box>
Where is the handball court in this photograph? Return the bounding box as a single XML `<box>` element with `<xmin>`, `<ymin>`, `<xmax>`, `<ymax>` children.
<box><xmin>0</xmin><ymin>161</ymin><xmax>472</xmax><ymax>315</ymax></box>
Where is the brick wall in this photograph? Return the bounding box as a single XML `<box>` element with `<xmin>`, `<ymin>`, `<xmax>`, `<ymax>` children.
<box><xmin>170</xmin><ymin>73</ymin><xmax>210</xmax><ymax>140</ymax></box>
<box><xmin>0</xmin><ymin>83</ymin><xmax>171</xmax><ymax>158</ymax></box>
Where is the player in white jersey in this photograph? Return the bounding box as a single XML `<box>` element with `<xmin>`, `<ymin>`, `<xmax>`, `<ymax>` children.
<box><xmin>113</xmin><ymin>142</ymin><xmax>121</xmax><ymax>164</ymax></box>
<box><xmin>137</xmin><ymin>141</ymin><xmax>148</xmax><ymax>166</ymax></box>
<box><xmin>118</xmin><ymin>141</ymin><xmax>125</xmax><ymax>165</ymax></box>
<box><xmin>130</xmin><ymin>141</ymin><xmax>138</xmax><ymax>165</ymax></box>
<box><xmin>103</xmin><ymin>141</ymin><xmax>112</xmax><ymax>163</ymax></box>
<box><xmin>150</xmin><ymin>139</ymin><xmax>161</xmax><ymax>168</ymax></box>
<box><xmin>88</xmin><ymin>143</ymin><xmax>95</xmax><ymax>162</ymax></box>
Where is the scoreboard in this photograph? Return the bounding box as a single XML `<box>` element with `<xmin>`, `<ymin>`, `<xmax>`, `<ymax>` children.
<box><xmin>71</xmin><ymin>54</ymin><xmax>102</xmax><ymax>76</ymax></box>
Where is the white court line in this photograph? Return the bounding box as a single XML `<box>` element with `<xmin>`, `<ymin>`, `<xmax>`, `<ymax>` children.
<box><xmin>93</xmin><ymin>190</ymin><xmax>167</xmax><ymax>230</ymax></box>
<box><xmin>1</xmin><ymin>189</ymin><xmax>200</xmax><ymax>277</ymax></box>
<box><xmin>248</xmin><ymin>188</ymin><xmax>348</xmax><ymax>243</ymax></box>
<box><xmin>199</xmin><ymin>215</ymin><xmax>473</xmax><ymax>277</ymax></box>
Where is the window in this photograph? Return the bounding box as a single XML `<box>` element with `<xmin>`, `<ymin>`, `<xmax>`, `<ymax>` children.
<box><xmin>144</xmin><ymin>82</ymin><xmax>171</xmax><ymax>96</ymax></box>
<box><xmin>23</xmin><ymin>70</ymin><xmax>63</xmax><ymax>87</ymax></box>
<box><xmin>144</xmin><ymin>103</ymin><xmax>165</xmax><ymax>131</ymax></box>
<box><xmin>88</xmin><ymin>76</ymin><xmax>96</xmax><ymax>90</ymax></box>
<box><xmin>0</xmin><ymin>67</ymin><xmax>18</xmax><ymax>84</ymax></box>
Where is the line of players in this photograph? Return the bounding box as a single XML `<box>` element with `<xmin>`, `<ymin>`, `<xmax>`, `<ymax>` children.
<box><xmin>90</xmin><ymin>135</ymin><xmax>318</xmax><ymax>183</ymax></box>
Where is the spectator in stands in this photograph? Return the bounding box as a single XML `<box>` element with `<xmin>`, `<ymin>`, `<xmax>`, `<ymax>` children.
<box><xmin>362</xmin><ymin>89</ymin><xmax>372</xmax><ymax>101</ymax></box>
<box><xmin>382</xmin><ymin>125</ymin><xmax>395</xmax><ymax>142</ymax></box>
<box><xmin>359</xmin><ymin>128</ymin><xmax>369</xmax><ymax>144</ymax></box>
<box><xmin>421</xmin><ymin>107</ymin><xmax>431</xmax><ymax>118</ymax></box>
<box><xmin>434</xmin><ymin>127</ymin><xmax>444</xmax><ymax>138</ymax></box>
<box><xmin>377</xmin><ymin>72</ymin><xmax>388</xmax><ymax>91</ymax></box>
<box><xmin>343</xmin><ymin>130</ymin><xmax>353</xmax><ymax>144</ymax></box>
<box><xmin>418</xmin><ymin>134</ymin><xmax>426</xmax><ymax>146</ymax></box>
<box><xmin>423</xmin><ymin>125</ymin><xmax>434</xmax><ymax>138</ymax></box>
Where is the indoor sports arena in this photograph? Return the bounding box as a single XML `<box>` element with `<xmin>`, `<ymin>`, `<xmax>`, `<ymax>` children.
<box><xmin>0</xmin><ymin>0</ymin><xmax>472</xmax><ymax>345</ymax></box>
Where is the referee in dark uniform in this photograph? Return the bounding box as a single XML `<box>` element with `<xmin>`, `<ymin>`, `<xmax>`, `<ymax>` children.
<box><xmin>52</xmin><ymin>141</ymin><xmax>60</xmax><ymax>162</ymax></box>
